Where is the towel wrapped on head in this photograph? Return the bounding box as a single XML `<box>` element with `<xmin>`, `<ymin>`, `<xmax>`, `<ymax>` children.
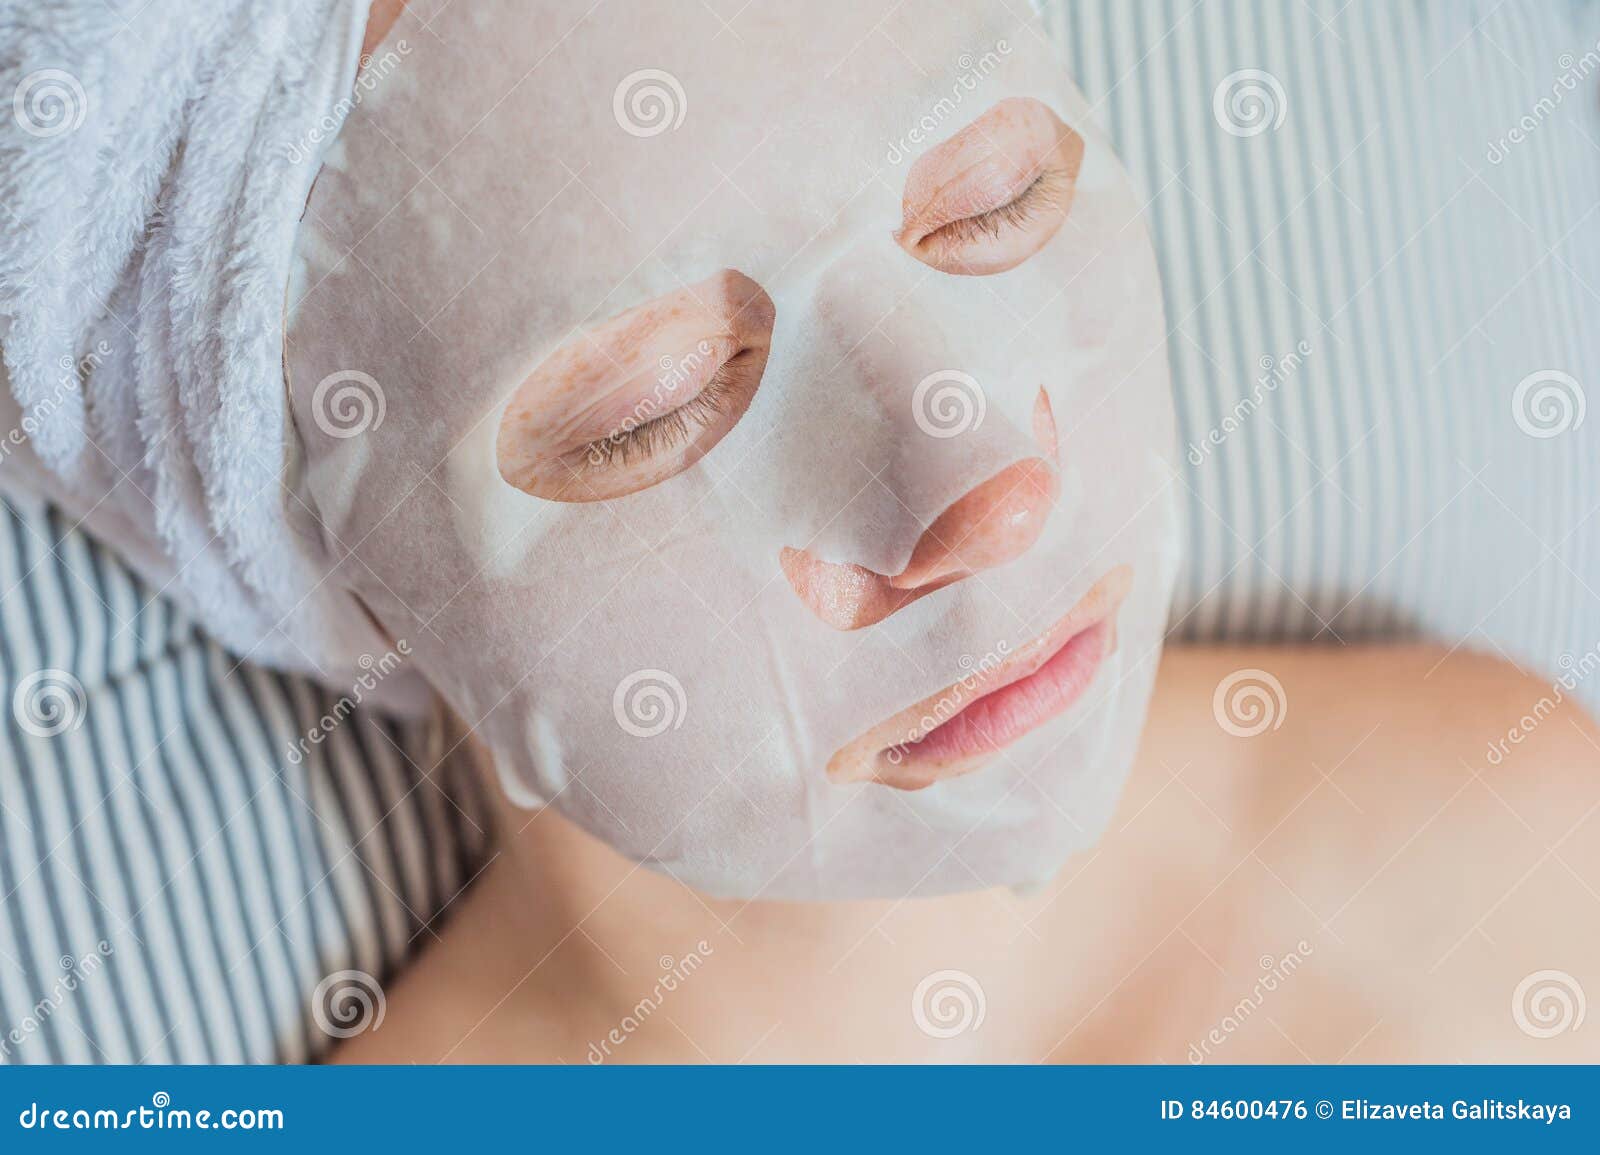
<box><xmin>0</xmin><ymin>0</ymin><xmax>421</xmax><ymax>706</ymax></box>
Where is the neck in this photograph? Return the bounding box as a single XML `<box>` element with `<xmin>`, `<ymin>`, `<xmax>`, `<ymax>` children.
<box><xmin>501</xmin><ymin>807</ymin><xmax>1081</xmax><ymax>1062</ymax></box>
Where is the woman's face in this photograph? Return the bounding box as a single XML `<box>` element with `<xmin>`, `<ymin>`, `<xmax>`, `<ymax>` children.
<box><xmin>286</xmin><ymin>0</ymin><xmax>1179</xmax><ymax>899</ymax></box>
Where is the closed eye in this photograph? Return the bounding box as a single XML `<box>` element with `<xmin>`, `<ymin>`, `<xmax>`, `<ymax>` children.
<box><xmin>918</xmin><ymin>167</ymin><xmax>1072</xmax><ymax>255</ymax></box>
<box><xmin>497</xmin><ymin>269</ymin><xmax>775</xmax><ymax>503</ymax></box>
<box><xmin>581</xmin><ymin>350</ymin><xmax>759</xmax><ymax>469</ymax></box>
<box><xmin>895</xmin><ymin>97</ymin><xmax>1084</xmax><ymax>277</ymax></box>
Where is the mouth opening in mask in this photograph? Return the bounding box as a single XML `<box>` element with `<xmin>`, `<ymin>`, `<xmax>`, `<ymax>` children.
<box><xmin>826</xmin><ymin>564</ymin><xmax>1132</xmax><ymax>791</ymax></box>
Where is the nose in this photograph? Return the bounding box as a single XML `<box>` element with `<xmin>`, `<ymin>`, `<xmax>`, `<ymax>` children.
<box><xmin>781</xmin><ymin>389</ymin><xmax>1060</xmax><ymax>630</ymax></box>
<box><xmin>891</xmin><ymin>456</ymin><xmax>1059</xmax><ymax>590</ymax></box>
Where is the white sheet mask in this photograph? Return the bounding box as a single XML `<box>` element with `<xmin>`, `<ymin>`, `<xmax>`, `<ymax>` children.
<box><xmin>285</xmin><ymin>0</ymin><xmax>1180</xmax><ymax>899</ymax></box>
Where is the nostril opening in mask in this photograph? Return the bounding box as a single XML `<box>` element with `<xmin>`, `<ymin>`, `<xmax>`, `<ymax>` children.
<box><xmin>782</xmin><ymin>387</ymin><xmax>1062</xmax><ymax>629</ymax></box>
<box><xmin>890</xmin><ymin>454</ymin><xmax>1060</xmax><ymax>590</ymax></box>
<box><xmin>777</xmin><ymin>547</ymin><xmax>944</xmax><ymax>632</ymax></box>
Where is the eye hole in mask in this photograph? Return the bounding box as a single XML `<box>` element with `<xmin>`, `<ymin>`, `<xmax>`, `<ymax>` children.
<box><xmin>497</xmin><ymin>269</ymin><xmax>775</xmax><ymax>502</ymax></box>
<box><xmin>895</xmin><ymin>97</ymin><xmax>1085</xmax><ymax>277</ymax></box>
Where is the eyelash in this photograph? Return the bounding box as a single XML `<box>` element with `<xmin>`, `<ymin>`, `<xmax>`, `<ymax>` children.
<box><xmin>925</xmin><ymin>167</ymin><xmax>1071</xmax><ymax>249</ymax></box>
<box><xmin>582</xmin><ymin>358</ymin><xmax>746</xmax><ymax>468</ymax></box>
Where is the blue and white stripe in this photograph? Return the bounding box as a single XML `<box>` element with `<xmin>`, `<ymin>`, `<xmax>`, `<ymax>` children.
<box><xmin>1043</xmin><ymin>0</ymin><xmax>1600</xmax><ymax>688</ymax></box>
<box><xmin>0</xmin><ymin>491</ymin><xmax>489</xmax><ymax>1063</ymax></box>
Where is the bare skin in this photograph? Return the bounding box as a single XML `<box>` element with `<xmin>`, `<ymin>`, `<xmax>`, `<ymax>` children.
<box><xmin>335</xmin><ymin>646</ymin><xmax>1600</xmax><ymax>1064</ymax></box>
<box><xmin>362</xmin><ymin>0</ymin><xmax>407</xmax><ymax>57</ymax></box>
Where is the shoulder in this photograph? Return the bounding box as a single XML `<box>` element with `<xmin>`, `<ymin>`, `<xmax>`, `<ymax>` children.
<box><xmin>1130</xmin><ymin>645</ymin><xmax>1600</xmax><ymax>1061</ymax></box>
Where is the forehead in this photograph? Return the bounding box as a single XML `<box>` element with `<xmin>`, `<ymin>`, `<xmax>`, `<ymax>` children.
<box><xmin>349</xmin><ymin>0</ymin><xmax>1070</xmax><ymax>322</ymax></box>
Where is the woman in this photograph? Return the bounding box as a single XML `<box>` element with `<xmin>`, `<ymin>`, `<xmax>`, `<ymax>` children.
<box><xmin>315</xmin><ymin>1</ymin><xmax>1599</xmax><ymax>1062</ymax></box>
<box><xmin>0</xmin><ymin>0</ymin><xmax>1595</xmax><ymax>1065</ymax></box>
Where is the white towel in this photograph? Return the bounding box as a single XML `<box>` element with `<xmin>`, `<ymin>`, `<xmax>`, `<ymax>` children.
<box><xmin>0</xmin><ymin>0</ymin><xmax>424</xmax><ymax>705</ymax></box>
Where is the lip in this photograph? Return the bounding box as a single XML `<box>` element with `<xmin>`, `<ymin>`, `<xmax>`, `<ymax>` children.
<box><xmin>826</xmin><ymin>565</ymin><xmax>1132</xmax><ymax>791</ymax></box>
